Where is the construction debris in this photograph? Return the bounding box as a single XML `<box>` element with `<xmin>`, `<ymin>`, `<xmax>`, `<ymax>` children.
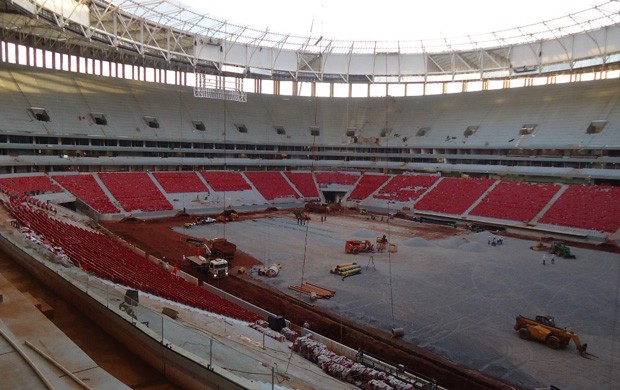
<box><xmin>288</xmin><ymin>282</ymin><xmax>335</xmax><ymax>299</ymax></box>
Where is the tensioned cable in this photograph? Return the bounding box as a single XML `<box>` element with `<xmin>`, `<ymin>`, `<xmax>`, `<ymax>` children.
<box><xmin>299</xmin><ymin>88</ymin><xmax>319</xmax><ymax>287</ymax></box>
<box><xmin>383</xmin><ymin>55</ymin><xmax>396</xmax><ymax>331</ymax></box>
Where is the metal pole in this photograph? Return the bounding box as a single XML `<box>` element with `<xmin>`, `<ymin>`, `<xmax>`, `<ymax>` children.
<box><xmin>209</xmin><ymin>338</ymin><xmax>213</xmax><ymax>369</ymax></box>
<box><xmin>271</xmin><ymin>366</ymin><xmax>275</xmax><ymax>390</ymax></box>
<box><xmin>161</xmin><ymin>316</ymin><xmax>164</xmax><ymax>343</ymax></box>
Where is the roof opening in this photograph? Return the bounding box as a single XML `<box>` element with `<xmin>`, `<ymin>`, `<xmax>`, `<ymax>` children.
<box><xmin>29</xmin><ymin>107</ymin><xmax>50</xmax><ymax>122</ymax></box>
<box><xmin>90</xmin><ymin>113</ymin><xmax>108</xmax><ymax>126</ymax></box>
<box><xmin>345</xmin><ymin>127</ymin><xmax>357</xmax><ymax>137</ymax></box>
<box><xmin>464</xmin><ymin>125</ymin><xmax>479</xmax><ymax>138</ymax></box>
<box><xmin>235</xmin><ymin>123</ymin><xmax>248</xmax><ymax>133</ymax></box>
<box><xmin>380</xmin><ymin>127</ymin><xmax>392</xmax><ymax>137</ymax></box>
<box><xmin>274</xmin><ymin>126</ymin><xmax>286</xmax><ymax>135</ymax></box>
<box><xmin>416</xmin><ymin>127</ymin><xmax>430</xmax><ymax>137</ymax></box>
<box><xmin>586</xmin><ymin>120</ymin><xmax>607</xmax><ymax>134</ymax></box>
<box><xmin>309</xmin><ymin>126</ymin><xmax>320</xmax><ymax>136</ymax></box>
<box><xmin>192</xmin><ymin>121</ymin><xmax>206</xmax><ymax>131</ymax></box>
<box><xmin>519</xmin><ymin>124</ymin><xmax>537</xmax><ymax>135</ymax></box>
<box><xmin>144</xmin><ymin>116</ymin><xmax>160</xmax><ymax>129</ymax></box>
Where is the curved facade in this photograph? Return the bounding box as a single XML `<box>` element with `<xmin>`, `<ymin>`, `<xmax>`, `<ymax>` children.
<box><xmin>0</xmin><ymin>63</ymin><xmax>618</xmax><ymax>180</ymax></box>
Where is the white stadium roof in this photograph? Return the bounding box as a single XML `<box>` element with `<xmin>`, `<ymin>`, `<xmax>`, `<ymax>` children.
<box><xmin>1</xmin><ymin>0</ymin><xmax>619</xmax><ymax>81</ymax></box>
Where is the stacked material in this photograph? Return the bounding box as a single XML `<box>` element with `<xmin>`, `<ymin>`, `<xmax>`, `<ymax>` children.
<box><xmin>330</xmin><ymin>262</ymin><xmax>362</xmax><ymax>278</ymax></box>
<box><xmin>288</xmin><ymin>282</ymin><xmax>335</xmax><ymax>299</ymax></box>
<box><xmin>293</xmin><ymin>336</ymin><xmax>416</xmax><ymax>390</ymax></box>
<box><xmin>250</xmin><ymin>320</ymin><xmax>286</xmax><ymax>342</ymax></box>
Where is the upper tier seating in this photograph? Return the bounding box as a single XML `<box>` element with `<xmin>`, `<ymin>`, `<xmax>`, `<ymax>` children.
<box><xmin>539</xmin><ymin>185</ymin><xmax>620</xmax><ymax>232</ymax></box>
<box><xmin>200</xmin><ymin>171</ymin><xmax>252</xmax><ymax>191</ymax></box>
<box><xmin>284</xmin><ymin>172</ymin><xmax>320</xmax><ymax>198</ymax></box>
<box><xmin>98</xmin><ymin>172</ymin><xmax>173</xmax><ymax>212</ymax></box>
<box><xmin>152</xmin><ymin>172</ymin><xmax>209</xmax><ymax>193</ymax></box>
<box><xmin>53</xmin><ymin>174</ymin><xmax>120</xmax><ymax>214</ymax></box>
<box><xmin>347</xmin><ymin>174</ymin><xmax>390</xmax><ymax>201</ymax></box>
<box><xmin>469</xmin><ymin>181</ymin><xmax>560</xmax><ymax>223</ymax></box>
<box><xmin>374</xmin><ymin>174</ymin><xmax>439</xmax><ymax>203</ymax></box>
<box><xmin>0</xmin><ymin>176</ymin><xmax>62</xmax><ymax>194</ymax></box>
<box><xmin>3</xmin><ymin>200</ymin><xmax>259</xmax><ymax>322</ymax></box>
<box><xmin>2</xmin><ymin>64</ymin><xmax>618</xmax><ymax>150</ymax></box>
<box><xmin>243</xmin><ymin>172</ymin><xmax>299</xmax><ymax>201</ymax></box>
<box><xmin>315</xmin><ymin>171</ymin><xmax>360</xmax><ymax>186</ymax></box>
<box><xmin>415</xmin><ymin>178</ymin><xmax>495</xmax><ymax>215</ymax></box>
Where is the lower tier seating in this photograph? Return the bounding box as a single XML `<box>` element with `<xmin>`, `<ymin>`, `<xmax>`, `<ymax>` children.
<box><xmin>2</xmin><ymin>199</ymin><xmax>259</xmax><ymax>322</ymax></box>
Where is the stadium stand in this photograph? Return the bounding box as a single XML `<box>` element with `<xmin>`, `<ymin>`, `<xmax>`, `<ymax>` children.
<box><xmin>0</xmin><ymin>175</ymin><xmax>62</xmax><ymax>194</ymax></box>
<box><xmin>415</xmin><ymin>177</ymin><xmax>496</xmax><ymax>215</ymax></box>
<box><xmin>538</xmin><ymin>185</ymin><xmax>620</xmax><ymax>232</ymax></box>
<box><xmin>469</xmin><ymin>181</ymin><xmax>561</xmax><ymax>223</ymax></box>
<box><xmin>152</xmin><ymin>171</ymin><xmax>209</xmax><ymax>193</ymax></box>
<box><xmin>284</xmin><ymin>172</ymin><xmax>321</xmax><ymax>198</ymax></box>
<box><xmin>374</xmin><ymin>174</ymin><xmax>439</xmax><ymax>203</ymax></box>
<box><xmin>200</xmin><ymin>171</ymin><xmax>252</xmax><ymax>191</ymax></box>
<box><xmin>2</xmin><ymin>199</ymin><xmax>259</xmax><ymax>322</ymax></box>
<box><xmin>98</xmin><ymin>172</ymin><xmax>173</xmax><ymax>212</ymax></box>
<box><xmin>243</xmin><ymin>171</ymin><xmax>299</xmax><ymax>200</ymax></box>
<box><xmin>347</xmin><ymin>174</ymin><xmax>390</xmax><ymax>201</ymax></box>
<box><xmin>53</xmin><ymin>174</ymin><xmax>120</xmax><ymax>214</ymax></box>
<box><xmin>0</xmin><ymin>64</ymin><xmax>618</xmax><ymax>183</ymax></box>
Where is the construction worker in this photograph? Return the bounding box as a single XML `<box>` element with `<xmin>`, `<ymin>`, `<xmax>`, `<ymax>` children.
<box><xmin>542</xmin><ymin>255</ymin><xmax>547</xmax><ymax>266</ymax></box>
<box><xmin>551</xmin><ymin>255</ymin><xmax>555</xmax><ymax>264</ymax></box>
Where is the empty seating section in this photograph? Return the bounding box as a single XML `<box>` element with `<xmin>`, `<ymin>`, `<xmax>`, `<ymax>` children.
<box><xmin>98</xmin><ymin>172</ymin><xmax>173</xmax><ymax>212</ymax></box>
<box><xmin>315</xmin><ymin>171</ymin><xmax>359</xmax><ymax>186</ymax></box>
<box><xmin>244</xmin><ymin>172</ymin><xmax>299</xmax><ymax>201</ymax></box>
<box><xmin>2</xmin><ymin>200</ymin><xmax>259</xmax><ymax>322</ymax></box>
<box><xmin>0</xmin><ymin>176</ymin><xmax>61</xmax><ymax>194</ymax></box>
<box><xmin>415</xmin><ymin>178</ymin><xmax>495</xmax><ymax>215</ymax></box>
<box><xmin>470</xmin><ymin>182</ymin><xmax>560</xmax><ymax>222</ymax></box>
<box><xmin>539</xmin><ymin>185</ymin><xmax>620</xmax><ymax>232</ymax></box>
<box><xmin>54</xmin><ymin>174</ymin><xmax>120</xmax><ymax>214</ymax></box>
<box><xmin>152</xmin><ymin>172</ymin><xmax>208</xmax><ymax>193</ymax></box>
<box><xmin>374</xmin><ymin>175</ymin><xmax>439</xmax><ymax>202</ymax></box>
<box><xmin>284</xmin><ymin>172</ymin><xmax>320</xmax><ymax>198</ymax></box>
<box><xmin>200</xmin><ymin>171</ymin><xmax>252</xmax><ymax>191</ymax></box>
<box><xmin>348</xmin><ymin>174</ymin><xmax>390</xmax><ymax>201</ymax></box>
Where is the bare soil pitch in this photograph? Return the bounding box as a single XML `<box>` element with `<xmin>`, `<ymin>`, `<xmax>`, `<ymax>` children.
<box><xmin>104</xmin><ymin>209</ymin><xmax>620</xmax><ymax>390</ymax></box>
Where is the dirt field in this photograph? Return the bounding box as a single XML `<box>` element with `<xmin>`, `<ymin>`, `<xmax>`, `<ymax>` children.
<box><xmin>104</xmin><ymin>209</ymin><xmax>620</xmax><ymax>390</ymax></box>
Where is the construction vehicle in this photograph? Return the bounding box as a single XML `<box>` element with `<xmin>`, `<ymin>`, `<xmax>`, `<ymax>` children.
<box><xmin>514</xmin><ymin>314</ymin><xmax>588</xmax><ymax>357</ymax></box>
<box><xmin>187</xmin><ymin>255</ymin><xmax>229</xmax><ymax>279</ymax></box>
<box><xmin>216</xmin><ymin>209</ymin><xmax>239</xmax><ymax>223</ymax></box>
<box><xmin>549</xmin><ymin>241</ymin><xmax>576</xmax><ymax>258</ymax></box>
<box><xmin>530</xmin><ymin>240</ymin><xmax>576</xmax><ymax>258</ymax></box>
<box><xmin>208</xmin><ymin>238</ymin><xmax>236</xmax><ymax>260</ymax></box>
<box><xmin>345</xmin><ymin>240</ymin><xmax>374</xmax><ymax>254</ymax></box>
<box><xmin>195</xmin><ymin>216</ymin><xmax>216</xmax><ymax>224</ymax></box>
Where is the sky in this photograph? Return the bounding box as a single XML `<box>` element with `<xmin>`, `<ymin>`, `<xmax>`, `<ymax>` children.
<box><xmin>179</xmin><ymin>0</ymin><xmax>605</xmax><ymax>42</ymax></box>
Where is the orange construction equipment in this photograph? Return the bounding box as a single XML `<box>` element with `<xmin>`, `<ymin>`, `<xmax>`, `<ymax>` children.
<box><xmin>514</xmin><ymin>314</ymin><xmax>589</xmax><ymax>357</ymax></box>
<box><xmin>345</xmin><ymin>240</ymin><xmax>374</xmax><ymax>254</ymax></box>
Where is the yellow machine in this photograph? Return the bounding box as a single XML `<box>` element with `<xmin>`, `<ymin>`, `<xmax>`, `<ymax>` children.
<box><xmin>530</xmin><ymin>240</ymin><xmax>576</xmax><ymax>258</ymax></box>
<box><xmin>514</xmin><ymin>314</ymin><xmax>589</xmax><ymax>357</ymax></box>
